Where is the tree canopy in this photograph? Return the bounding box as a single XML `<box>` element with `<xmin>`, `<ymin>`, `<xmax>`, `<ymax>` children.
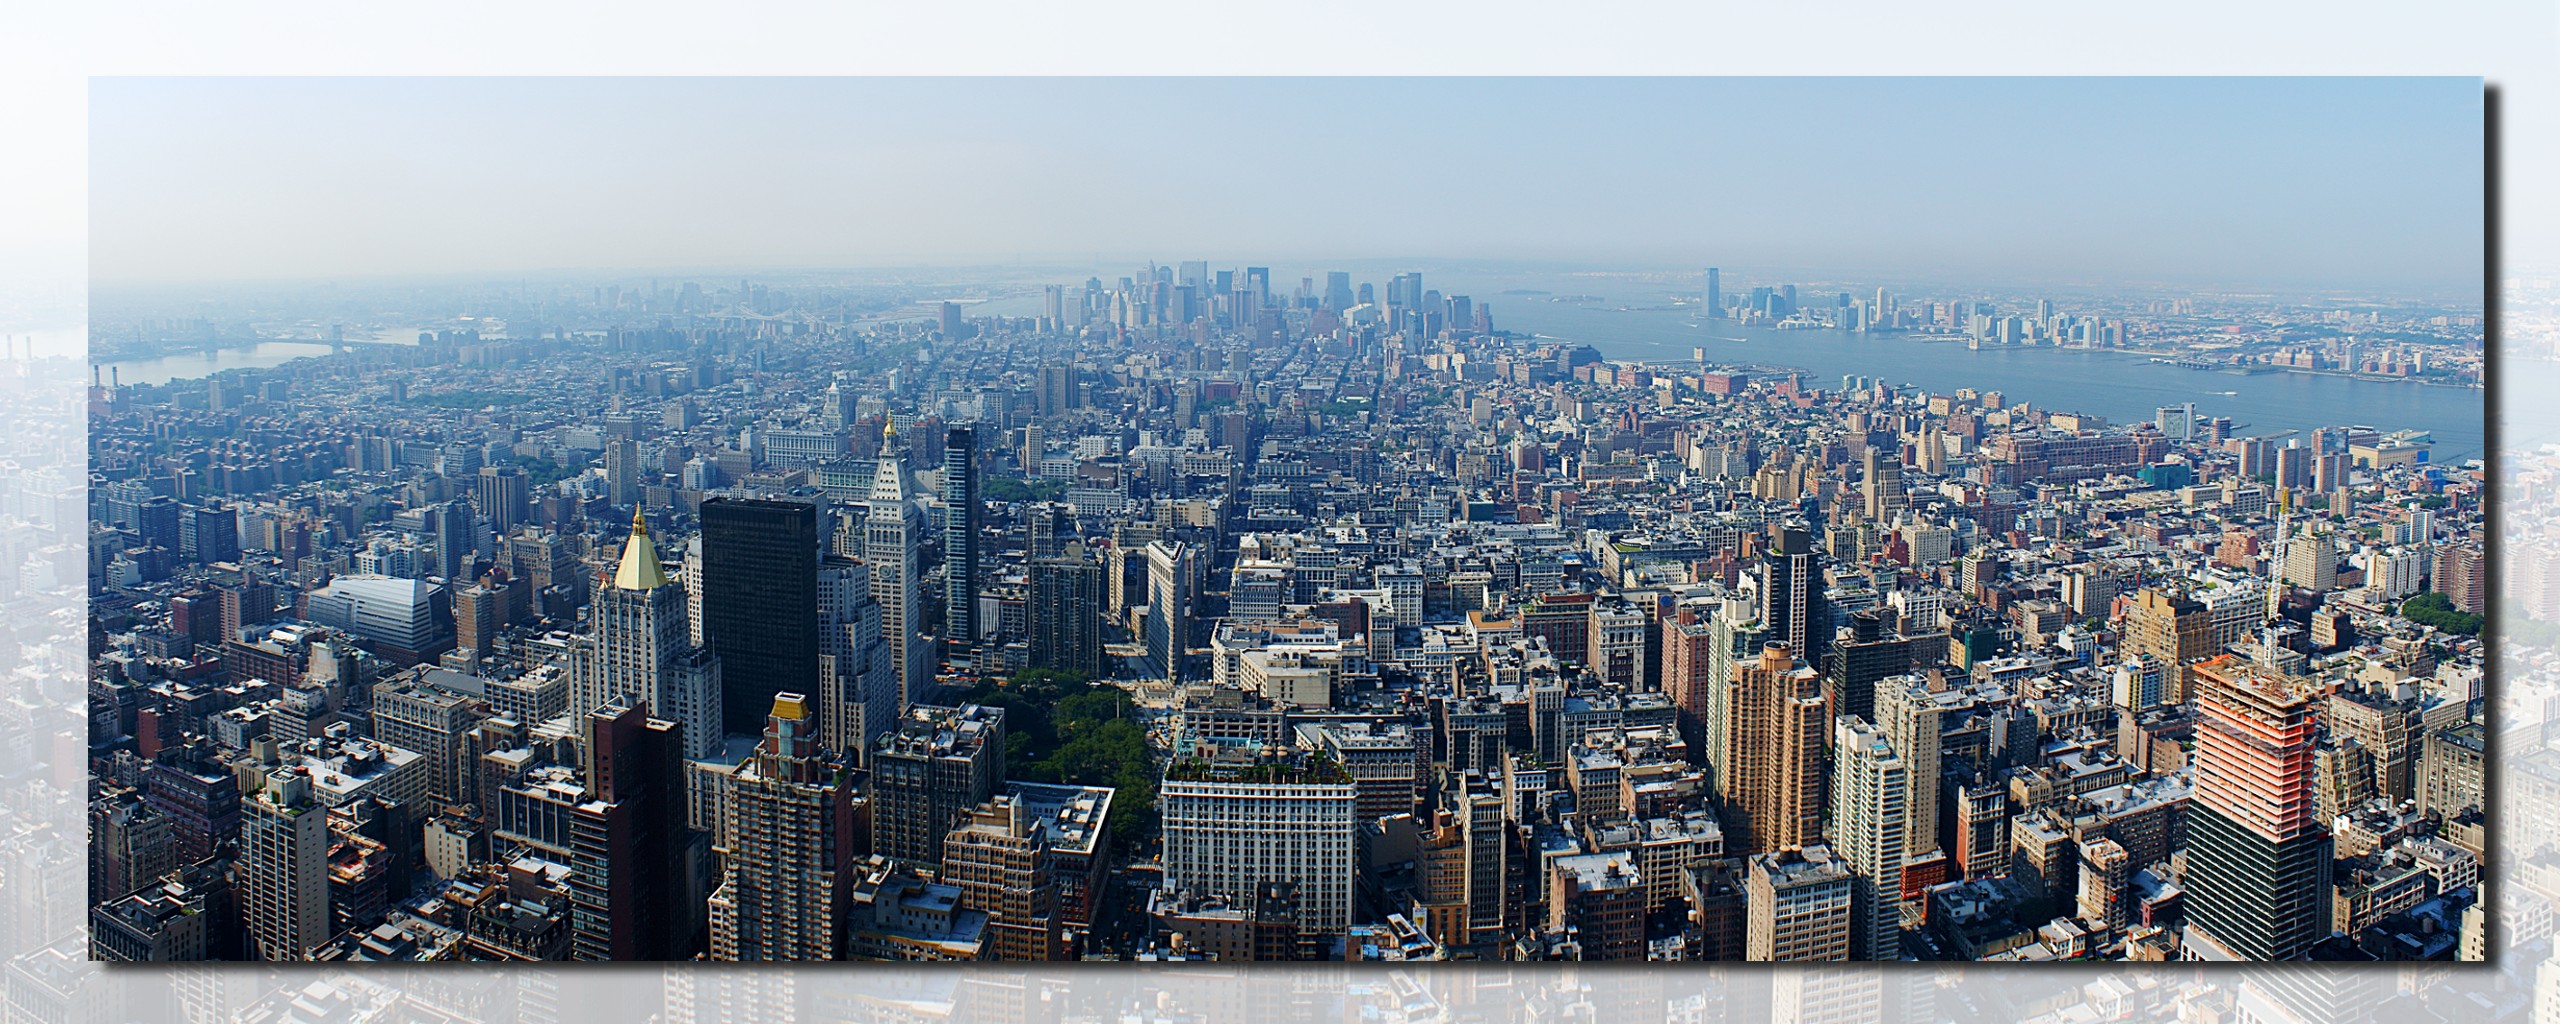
<box><xmin>955</xmin><ymin>668</ymin><xmax>1159</xmax><ymax>851</ymax></box>
<box><xmin>985</xmin><ymin>477</ymin><xmax>1067</xmax><ymax>503</ymax></box>
<box><xmin>2399</xmin><ymin>592</ymin><xmax>2481</xmax><ymax>636</ymax></box>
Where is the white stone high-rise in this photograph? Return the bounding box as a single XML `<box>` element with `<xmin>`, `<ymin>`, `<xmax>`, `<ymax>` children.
<box><xmin>1159</xmin><ymin>756</ymin><xmax>1357</xmax><ymax>940</ymax></box>
<box><xmin>817</xmin><ymin>556</ymin><xmax>895</xmax><ymax>761</ymax></box>
<box><xmin>242</xmin><ymin>767</ymin><xmax>330</xmax><ymax>960</ymax></box>
<box><xmin>605</xmin><ymin>437</ymin><xmax>642</xmax><ymax>506</ymax></box>
<box><xmin>1862</xmin><ymin>446</ymin><xmax>1907</xmax><ymax>521</ymax></box>
<box><xmin>1145</xmin><ymin>539</ymin><xmax>1198</xmax><ymax>684</ymax></box>
<box><xmin>569</xmin><ymin>510</ymin><xmax>723</xmax><ymax>758</ymax></box>
<box><xmin>683</xmin><ymin>535</ymin><xmax>705</xmax><ymax>647</ymax></box>
<box><xmin>1745</xmin><ymin>845</ymin><xmax>1853</xmax><ymax>962</ymax></box>
<box><xmin>1875</xmin><ymin>676</ymin><xmax>1942</xmax><ymax>863</ymax></box>
<box><xmin>1830</xmin><ymin>716</ymin><xmax>1909</xmax><ymax>961</ymax></box>
<box><xmin>866</xmin><ymin>427</ymin><xmax>932</xmax><ymax>709</ymax></box>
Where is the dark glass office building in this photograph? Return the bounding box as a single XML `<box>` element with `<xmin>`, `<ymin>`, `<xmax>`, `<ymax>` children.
<box><xmin>700</xmin><ymin>496</ymin><xmax>819</xmax><ymax>733</ymax></box>
<box><xmin>2181</xmin><ymin>804</ymin><xmax>2334</xmax><ymax>961</ymax></box>
<box><xmin>1029</xmin><ymin>543</ymin><xmax>1105</xmax><ymax>678</ymax></box>
<box><xmin>569</xmin><ymin>702</ymin><xmax>692</xmax><ymax>961</ymax></box>
<box><xmin>942</xmin><ymin>426</ymin><xmax>980</xmax><ymax>669</ymax></box>
<box><xmin>1825</xmin><ymin>606</ymin><xmax>1914</xmax><ymax>724</ymax></box>
<box><xmin>1759</xmin><ymin>521</ymin><xmax>1828</xmax><ymax>665</ymax></box>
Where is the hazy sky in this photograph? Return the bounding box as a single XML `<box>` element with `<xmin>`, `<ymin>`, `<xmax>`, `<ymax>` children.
<box><xmin>91</xmin><ymin>77</ymin><xmax>2484</xmax><ymax>293</ymax></box>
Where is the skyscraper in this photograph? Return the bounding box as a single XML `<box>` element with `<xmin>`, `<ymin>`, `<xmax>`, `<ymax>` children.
<box><xmin>2156</xmin><ymin>405</ymin><xmax>2192</xmax><ymax>440</ymax></box>
<box><xmin>1705</xmin><ymin>267</ymin><xmax>1721</xmax><ymax>319</ymax></box>
<box><xmin>219</xmin><ymin>573</ymin><xmax>273</xmax><ymax>640</ymax></box>
<box><xmin>1960</xmin><ymin>546</ymin><xmax>2002</xmax><ymax>600</ymax></box>
<box><xmin>370</xmin><ymin>678</ymin><xmax>492</xmax><ymax>806</ymax></box>
<box><xmin>700</xmin><ymin>496</ymin><xmax>820</xmax><ymax>735</ymax></box>
<box><xmin>1038</xmin><ymin>365</ymin><xmax>1078</xmax><ymax>418</ymax></box>
<box><xmin>1862</xmin><ymin>446</ymin><xmax>1907</xmax><ymax>521</ymax></box>
<box><xmin>1027</xmin><ymin>502</ymin><xmax>1071</xmax><ymax>560</ymax></box>
<box><xmin>1146</xmin><ymin>539</ymin><xmax>1197</xmax><ymax>685</ymax></box>
<box><xmin>1951</xmin><ymin>779</ymin><xmax>2010</xmax><ymax>880</ymax></box>
<box><xmin>2312</xmin><ymin>451</ymin><xmax>2350</xmax><ymax>495</ymax></box>
<box><xmin>431</xmin><ymin>498</ymin><xmax>477</xmax><ymax>582</ymax></box>
<box><xmin>1721</xmin><ymin>642</ymin><xmax>1828</xmax><ymax>855</ymax></box>
<box><xmin>1587</xmin><ymin>596</ymin><xmax>1650</xmax><ymax>691</ymax></box>
<box><xmin>2436</xmin><ymin>542</ymin><xmax>2488</xmax><ymax>615</ymax></box>
<box><xmin>242</xmin><ymin>767</ymin><xmax>330</xmax><ymax>960</ymax></box>
<box><xmin>2113</xmin><ymin>653</ymin><xmax>2166</xmax><ymax>711</ymax></box>
<box><xmin>145</xmin><ymin>758</ymin><xmax>240</xmax><ymax>866</ymax></box>
<box><xmin>1387</xmin><ymin>271</ymin><xmax>1422</xmax><ymax>311</ymax></box>
<box><xmin>1018</xmin><ymin>425</ymin><xmax>1047</xmax><ymax>481</ymax></box>
<box><xmin>89</xmin><ymin>793</ymin><xmax>174</xmax><ymax>908</ymax></box>
<box><xmin>866</xmin><ymin>436</ymin><xmax>933</xmax><ymax>708</ymax></box>
<box><xmin>1546</xmin><ymin>852</ymin><xmax>1647</xmax><ymax>961</ymax></box>
<box><xmin>1829</xmin><ymin>716</ymin><xmax>1909</xmax><ymax>961</ymax></box>
<box><xmin>1029</xmin><ymin>542</ymin><xmax>1105</xmax><ymax>678</ymax></box>
<box><xmin>871</xmin><ymin>703</ymin><xmax>1006</xmax><ymax>863</ymax></box>
<box><xmin>1452</xmin><ymin>772</ymin><xmax>1509</xmax><ymax>939</ymax></box>
<box><xmin>1825</xmin><ymin>607</ymin><xmax>1914</xmax><ymax>725</ymax></box>
<box><xmin>817</xmin><ymin>556</ymin><xmax>895</xmax><ymax>762</ymax></box>
<box><xmin>476</xmin><ymin>464</ymin><xmax>529</xmax><ymax>534</ymax></box>
<box><xmin>2181</xmin><ymin>655</ymin><xmax>2332</xmax><ymax>961</ymax></box>
<box><xmin>134</xmin><ymin>494</ymin><xmax>181</xmax><ymax>555</ymax></box>
<box><xmin>570</xmin><ymin>701</ymin><xmax>692</xmax><ymax>961</ymax></box>
<box><xmin>1745</xmin><ymin>845</ymin><xmax>1852</xmax><ymax>961</ymax></box>
<box><xmin>1160</xmin><ymin>753</ymin><xmax>1358</xmax><ymax>942</ymax></box>
<box><xmin>823</xmin><ymin>382</ymin><xmax>858</xmax><ymax>429</ymax></box>
<box><xmin>1759</xmin><ymin>521</ymin><xmax>1827</xmax><ymax>665</ymax></box>
<box><xmin>709</xmin><ymin>693</ymin><xmax>860</xmax><ymax>961</ymax></box>
<box><xmin>1244</xmin><ymin>266</ymin><xmax>1271</xmax><ymax>308</ymax></box>
<box><xmin>1875</xmin><ymin>676</ymin><xmax>1944</xmax><ymax>862</ymax></box>
<box><xmin>605</xmin><ymin>437</ymin><xmax>642</xmax><ymax>507</ymax></box>
<box><xmin>2129</xmin><ymin>587</ymin><xmax>2214</xmax><ymax>705</ymax></box>
<box><xmin>942</xmin><ymin>795</ymin><xmax>1063</xmax><ymax>961</ymax></box>
<box><xmin>451</xmin><ymin>582</ymin><xmax>504</xmax><ymax>666</ymax></box>
<box><xmin>2279</xmin><ymin>524</ymin><xmax>2339</xmax><ymax>593</ymax></box>
<box><xmin>1698</xmin><ymin>596</ymin><xmax>1770</xmax><ymax>799</ymax></box>
<box><xmin>186</xmin><ymin>501</ymin><xmax>239</xmax><ymax>565</ymax></box>
<box><xmin>1662</xmin><ymin>614</ymin><xmax>1722</xmax><ymax>754</ymax></box>
<box><xmin>2274</xmin><ymin>443</ymin><xmax>2310</xmax><ymax>491</ymax></box>
<box><xmin>2420</xmin><ymin>722</ymin><xmax>2486</xmax><ymax>821</ymax></box>
<box><xmin>570</xmin><ymin>510</ymin><xmax>724</xmax><ymax>758</ymax></box>
<box><xmin>942</xmin><ymin>426</ymin><xmax>981</xmax><ymax>670</ymax></box>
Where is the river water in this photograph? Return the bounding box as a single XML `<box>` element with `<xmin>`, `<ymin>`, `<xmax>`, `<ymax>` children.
<box><xmin>93</xmin><ymin>341</ymin><xmax>343</xmax><ymax>387</ymax></box>
<box><xmin>1460</xmin><ymin>280</ymin><xmax>2485</xmax><ymax>463</ymax></box>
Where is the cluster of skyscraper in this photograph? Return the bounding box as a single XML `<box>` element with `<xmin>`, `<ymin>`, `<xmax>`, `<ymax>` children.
<box><xmin>85</xmin><ymin>260</ymin><xmax>2484</xmax><ymax>962</ymax></box>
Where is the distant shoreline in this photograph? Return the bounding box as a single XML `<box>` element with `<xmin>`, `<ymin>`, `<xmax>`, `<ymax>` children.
<box><xmin>1586</xmin><ymin>321</ymin><xmax>2481</xmax><ymax>391</ymax></box>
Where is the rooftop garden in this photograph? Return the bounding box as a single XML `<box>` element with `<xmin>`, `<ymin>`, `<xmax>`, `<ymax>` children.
<box><xmin>1163</xmin><ymin>752</ymin><xmax>1353</xmax><ymax>786</ymax></box>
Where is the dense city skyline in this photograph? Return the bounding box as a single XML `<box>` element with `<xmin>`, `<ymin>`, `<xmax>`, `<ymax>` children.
<box><xmin>86</xmin><ymin>252</ymin><xmax>2487</xmax><ymax>963</ymax></box>
<box><xmin>77</xmin><ymin>69</ymin><xmax>2491</xmax><ymax>970</ymax></box>
<box><xmin>0</xmin><ymin>0</ymin><xmax>2548</xmax><ymax>1013</ymax></box>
